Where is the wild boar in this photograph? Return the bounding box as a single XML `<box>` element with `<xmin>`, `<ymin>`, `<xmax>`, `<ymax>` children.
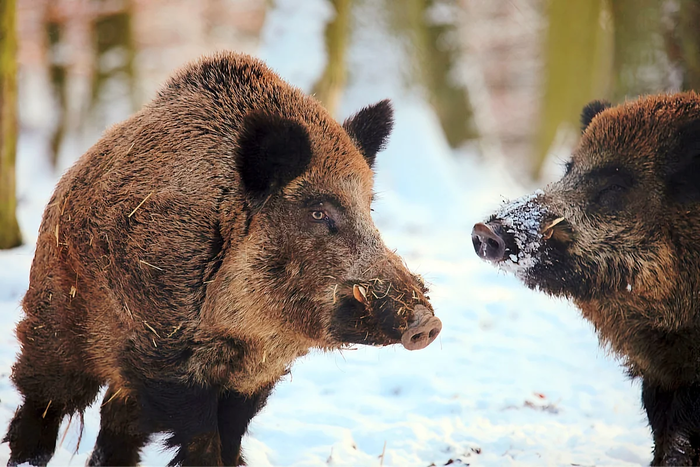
<box><xmin>473</xmin><ymin>93</ymin><xmax>700</xmax><ymax>465</ymax></box>
<box><xmin>5</xmin><ymin>52</ymin><xmax>441</xmax><ymax>466</ymax></box>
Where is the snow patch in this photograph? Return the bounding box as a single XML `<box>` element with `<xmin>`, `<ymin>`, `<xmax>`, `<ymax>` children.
<box><xmin>493</xmin><ymin>189</ymin><xmax>548</xmax><ymax>276</ymax></box>
<box><xmin>0</xmin><ymin>1</ymin><xmax>655</xmax><ymax>465</ymax></box>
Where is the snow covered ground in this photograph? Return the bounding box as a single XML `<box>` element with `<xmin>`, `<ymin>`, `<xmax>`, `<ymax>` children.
<box><xmin>0</xmin><ymin>2</ymin><xmax>653</xmax><ymax>466</ymax></box>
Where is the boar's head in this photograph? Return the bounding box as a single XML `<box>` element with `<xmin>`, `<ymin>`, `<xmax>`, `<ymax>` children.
<box><xmin>473</xmin><ymin>93</ymin><xmax>700</xmax><ymax>306</ymax></box>
<box><xmin>222</xmin><ymin>100</ymin><xmax>440</xmax><ymax>352</ymax></box>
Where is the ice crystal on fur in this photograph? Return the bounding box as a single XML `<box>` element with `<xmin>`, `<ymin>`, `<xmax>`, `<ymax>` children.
<box><xmin>494</xmin><ymin>189</ymin><xmax>547</xmax><ymax>276</ymax></box>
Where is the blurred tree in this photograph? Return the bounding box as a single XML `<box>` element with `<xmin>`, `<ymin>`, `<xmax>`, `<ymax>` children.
<box><xmin>667</xmin><ymin>0</ymin><xmax>700</xmax><ymax>91</ymax></box>
<box><xmin>532</xmin><ymin>0</ymin><xmax>613</xmax><ymax>178</ymax></box>
<box><xmin>0</xmin><ymin>0</ymin><xmax>21</xmax><ymax>249</ymax></box>
<box><xmin>390</xmin><ymin>0</ymin><xmax>477</xmax><ymax>148</ymax></box>
<box><xmin>312</xmin><ymin>0</ymin><xmax>351</xmax><ymax>116</ymax></box>
<box><xmin>91</xmin><ymin>7</ymin><xmax>137</xmax><ymax>118</ymax></box>
<box><xmin>47</xmin><ymin>20</ymin><xmax>67</xmax><ymax>168</ymax></box>
<box><xmin>610</xmin><ymin>0</ymin><xmax>669</xmax><ymax>101</ymax></box>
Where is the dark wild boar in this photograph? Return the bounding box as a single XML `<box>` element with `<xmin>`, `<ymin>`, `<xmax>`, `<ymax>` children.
<box><xmin>5</xmin><ymin>52</ymin><xmax>441</xmax><ymax>466</ymax></box>
<box><xmin>473</xmin><ymin>93</ymin><xmax>700</xmax><ymax>465</ymax></box>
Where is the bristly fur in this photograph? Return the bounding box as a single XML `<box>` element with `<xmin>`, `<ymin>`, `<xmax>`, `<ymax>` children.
<box><xmin>667</xmin><ymin>119</ymin><xmax>700</xmax><ymax>203</ymax></box>
<box><xmin>4</xmin><ymin>52</ymin><xmax>436</xmax><ymax>466</ymax></box>
<box><xmin>580</xmin><ymin>99</ymin><xmax>612</xmax><ymax>133</ymax></box>
<box><xmin>342</xmin><ymin>99</ymin><xmax>394</xmax><ymax>168</ymax></box>
<box><xmin>483</xmin><ymin>92</ymin><xmax>700</xmax><ymax>466</ymax></box>
<box><xmin>237</xmin><ymin>112</ymin><xmax>313</xmax><ymax>197</ymax></box>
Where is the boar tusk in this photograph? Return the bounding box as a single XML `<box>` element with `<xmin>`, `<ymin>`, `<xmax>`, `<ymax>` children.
<box><xmin>542</xmin><ymin>217</ymin><xmax>565</xmax><ymax>232</ymax></box>
<box><xmin>542</xmin><ymin>217</ymin><xmax>565</xmax><ymax>239</ymax></box>
<box><xmin>353</xmin><ymin>284</ymin><xmax>368</xmax><ymax>304</ymax></box>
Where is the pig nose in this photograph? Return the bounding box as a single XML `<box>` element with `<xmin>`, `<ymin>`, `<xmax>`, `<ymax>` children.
<box><xmin>401</xmin><ymin>305</ymin><xmax>442</xmax><ymax>351</ymax></box>
<box><xmin>472</xmin><ymin>222</ymin><xmax>506</xmax><ymax>262</ymax></box>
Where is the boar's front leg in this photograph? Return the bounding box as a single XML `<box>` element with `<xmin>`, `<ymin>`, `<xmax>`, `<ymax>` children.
<box><xmin>133</xmin><ymin>377</ymin><xmax>222</xmax><ymax>466</ymax></box>
<box><xmin>218</xmin><ymin>384</ymin><xmax>274</xmax><ymax>466</ymax></box>
<box><xmin>88</xmin><ymin>386</ymin><xmax>151</xmax><ymax>466</ymax></box>
<box><xmin>642</xmin><ymin>380</ymin><xmax>700</xmax><ymax>465</ymax></box>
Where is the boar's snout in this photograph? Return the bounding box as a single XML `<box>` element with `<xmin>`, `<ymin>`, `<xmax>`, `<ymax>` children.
<box><xmin>472</xmin><ymin>222</ymin><xmax>508</xmax><ymax>262</ymax></box>
<box><xmin>401</xmin><ymin>305</ymin><xmax>442</xmax><ymax>351</ymax></box>
<box><xmin>332</xmin><ymin>268</ymin><xmax>440</xmax><ymax>350</ymax></box>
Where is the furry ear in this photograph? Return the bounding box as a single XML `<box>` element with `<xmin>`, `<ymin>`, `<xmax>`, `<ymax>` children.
<box><xmin>667</xmin><ymin>119</ymin><xmax>700</xmax><ymax>203</ymax></box>
<box><xmin>343</xmin><ymin>99</ymin><xmax>394</xmax><ymax>168</ymax></box>
<box><xmin>237</xmin><ymin>112</ymin><xmax>312</xmax><ymax>197</ymax></box>
<box><xmin>580</xmin><ymin>100</ymin><xmax>612</xmax><ymax>133</ymax></box>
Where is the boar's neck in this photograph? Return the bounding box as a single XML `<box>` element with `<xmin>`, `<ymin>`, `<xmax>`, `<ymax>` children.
<box><xmin>574</xmin><ymin>273</ymin><xmax>700</xmax><ymax>388</ymax></box>
<box><xmin>191</xmin><ymin>252</ymin><xmax>325</xmax><ymax>395</ymax></box>
<box><xmin>187</xmin><ymin>326</ymin><xmax>311</xmax><ymax>396</ymax></box>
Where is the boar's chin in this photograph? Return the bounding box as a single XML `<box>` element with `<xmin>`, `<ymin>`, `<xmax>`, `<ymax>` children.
<box><xmin>328</xmin><ymin>296</ymin><xmax>402</xmax><ymax>347</ymax></box>
<box><xmin>493</xmin><ymin>242</ymin><xmax>547</xmax><ymax>286</ymax></box>
<box><xmin>518</xmin><ymin>254</ymin><xmax>609</xmax><ymax>301</ymax></box>
<box><xmin>519</xmin><ymin>266</ymin><xmax>578</xmax><ymax>298</ymax></box>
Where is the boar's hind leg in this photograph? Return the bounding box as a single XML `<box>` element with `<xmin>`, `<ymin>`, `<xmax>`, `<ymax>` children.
<box><xmin>5</xmin><ymin>315</ymin><xmax>101</xmax><ymax>466</ymax></box>
<box><xmin>642</xmin><ymin>381</ymin><xmax>700</xmax><ymax>465</ymax></box>
<box><xmin>88</xmin><ymin>386</ymin><xmax>150</xmax><ymax>466</ymax></box>
<box><xmin>218</xmin><ymin>384</ymin><xmax>274</xmax><ymax>466</ymax></box>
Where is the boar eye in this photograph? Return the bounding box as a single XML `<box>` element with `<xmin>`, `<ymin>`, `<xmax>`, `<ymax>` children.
<box><xmin>564</xmin><ymin>161</ymin><xmax>573</xmax><ymax>175</ymax></box>
<box><xmin>595</xmin><ymin>183</ymin><xmax>629</xmax><ymax>210</ymax></box>
<box><xmin>310</xmin><ymin>210</ymin><xmax>327</xmax><ymax>221</ymax></box>
<box><xmin>305</xmin><ymin>200</ymin><xmax>340</xmax><ymax>233</ymax></box>
<box><xmin>589</xmin><ymin>169</ymin><xmax>634</xmax><ymax>211</ymax></box>
<box><xmin>599</xmin><ymin>184</ymin><xmax>625</xmax><ymax>196</ymax></box>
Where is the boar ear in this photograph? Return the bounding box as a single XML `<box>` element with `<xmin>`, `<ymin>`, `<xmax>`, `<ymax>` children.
<box><xmin>237</xmin><ymin>112</ymin><xmax>312</xmax><ymax>197</ymax></box>
<box><xmin>667</xmin><ymin>119</ymin><xmax>700</xmax><ymax>203</ymax></box>
<box><xmin>580</xmin><ymin>100</ymin><xmax>612</xmax><ymax>133</ymax></box>
<box><xmin>343</xmin><ymin>99</ymin><xmax>394</xmax><ymax>168</ymax></box>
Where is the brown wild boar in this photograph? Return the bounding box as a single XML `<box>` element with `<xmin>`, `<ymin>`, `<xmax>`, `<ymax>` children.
<box><xmin>473</xmin><ymin>93</ymin><xmax>700</xmax><ymax>466</ymax></box>
<box><xmin>4</xmin><ymin>52</ymin><xmax>441</xmax><ymax>466</ymax></box>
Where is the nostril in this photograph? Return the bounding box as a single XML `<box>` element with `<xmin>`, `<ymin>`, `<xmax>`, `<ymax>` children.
<box><xmin>401</xmin><ymin>315</ymin><xmax>442</xmax><ymax>351</ymax></box>
<box><xmin>471</xmin><ymin>223</ymin><xmax>507</xmax><ymax>262</ymax></box>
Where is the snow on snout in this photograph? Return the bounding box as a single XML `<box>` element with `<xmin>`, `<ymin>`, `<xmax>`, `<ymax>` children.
<box><xmin>493</xmin><ymin>189</ymin><xmax>549</xmax><ymax>276</ymax></box>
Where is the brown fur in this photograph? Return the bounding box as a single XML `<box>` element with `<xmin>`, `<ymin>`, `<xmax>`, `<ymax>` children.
<box><xmin>478</xmin><ymin>92</ymin><xmax>700</xmax><ymax>465</ymax></box>
<box><xmin>5</xmin><ymin>52</ymin><xmax>437</xmax><ymax>466</ymax></box>
<box><xmin>549</xmin><ymin>94</ymin><xmax>700</xmax><ymax>383</ymax></box>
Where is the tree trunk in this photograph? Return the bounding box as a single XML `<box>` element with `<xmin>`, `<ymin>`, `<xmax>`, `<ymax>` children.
<box><xmin>0</xmin><ymin>0</ymin><xmax>21</xmax><ymax>249</ymax></box>
<box><xmin>47</xmin><ymin>20</ymin><xmax>67</xmax><ymax>168</ymax></box>
<box><xmin>312</xmin><ymin>0</ymin><xmax>351</xmax><ymax>116</ymax></box>
<box><xmin>610</xmin><ymin>0</ymin><xmax>668</xmax><ymax>101</ymax></box>
<box><xmin>389</xmin><ymin>0</ymin><xmax>477</xmax><ymax>148</ymax></box>
<box><xmin>666</xmin><ymin>0</ymin><xmax>700</xmax><ymax>92</ymax></box>
<box><xmin>532</xmin><ymin>0</ymin><xmax>613</xmax><ymax>179</ymax></box>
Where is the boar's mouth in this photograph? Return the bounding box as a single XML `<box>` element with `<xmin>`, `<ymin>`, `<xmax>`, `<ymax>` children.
<box><xmin>328</xmin><ymin>280</ymin><xmax>441</xmax><ymax>351</ymax></box>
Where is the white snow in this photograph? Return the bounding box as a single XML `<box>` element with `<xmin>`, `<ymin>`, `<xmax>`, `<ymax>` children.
<box><xmin>0</xmin><ymin>1</ymin><xmax>653</xmax><ymax>466</ymax></box>
<box><xmin>493</xmin><ymin>190</ymin><xmax>548</xmax><ymax>277</ymax></box>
